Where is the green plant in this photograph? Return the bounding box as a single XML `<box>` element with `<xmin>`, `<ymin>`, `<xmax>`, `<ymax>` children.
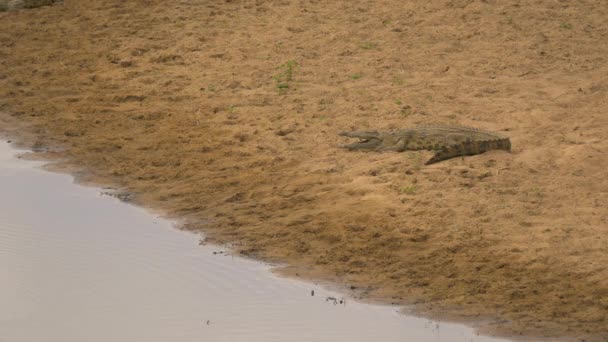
<box><xmin>273</xmin><ymin>60</ymin><xmax>297</xmax><ymax>94</ymax></box>
<box><xmin>560</xmin><ymin>22</ymin><xmax>572</xmax><ymax>29</ymax></box>
<box><xmin>350</xmin><ymin>73</ymin><xmax>363</xmax><ymax>80</ymax></box>
<box><xmin>360</xmin><ymin>42</ymin><xmax>377</xmax><ymax>50</ymax></box>
<box><xmin>399</xmin><ymin>185</ymin><xmax>417</xmax><ymax>195</ymax></box>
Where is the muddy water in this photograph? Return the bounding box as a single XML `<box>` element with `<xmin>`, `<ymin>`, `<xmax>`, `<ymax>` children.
<box><xmin>0</xmin><ymin>141</ymin><xmax>510</xmax><ymax>342</ymax></box>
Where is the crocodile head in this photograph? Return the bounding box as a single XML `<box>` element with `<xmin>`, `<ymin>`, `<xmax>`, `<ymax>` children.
<box><xmin>338</xmin><ymin>130</ymin><xmax>383</xmax><ymax>150</ymax></box>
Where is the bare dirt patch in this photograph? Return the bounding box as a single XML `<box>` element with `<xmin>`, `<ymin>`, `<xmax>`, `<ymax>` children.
<box><xmin>1</xmin><ymin>1</ymin><xmax>607</xmax><ymax>340</ymax></box>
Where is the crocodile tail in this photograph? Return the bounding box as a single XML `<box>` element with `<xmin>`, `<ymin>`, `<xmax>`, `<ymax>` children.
<box><xmin>425</xmin><ymin>138</ymin><xmax>511</xmax><ymax>165</ymax></box>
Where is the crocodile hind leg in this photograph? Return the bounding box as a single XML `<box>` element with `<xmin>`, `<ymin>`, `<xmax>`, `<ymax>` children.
<box><xmin>426</xmin><ymin>145</ymin><xmax>461</xmax><ymax>165</ymax></box>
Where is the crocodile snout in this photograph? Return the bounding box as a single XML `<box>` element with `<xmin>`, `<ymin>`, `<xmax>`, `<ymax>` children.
<box><xmin>338</xmin><ymin>130</ymin><xmax>382</xmax><ymax>150</ymax></box>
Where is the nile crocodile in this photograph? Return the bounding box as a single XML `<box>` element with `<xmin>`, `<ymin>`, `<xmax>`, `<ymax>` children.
<box><xmin>339</xmin><ymin>125</ymin><xmax>511</xmax><ymax>165</ymax></box>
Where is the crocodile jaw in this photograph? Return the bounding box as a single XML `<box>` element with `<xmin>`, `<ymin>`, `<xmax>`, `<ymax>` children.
<box><xmin>339</xmin><ymin>131</ymin><xmax>383</xmax><ymax>150</ymax></box>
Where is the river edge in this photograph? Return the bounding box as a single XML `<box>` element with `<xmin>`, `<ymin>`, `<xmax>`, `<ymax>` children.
<box><xmin>2</xmin><ymin>1</ymin><xmax>607</xmax><ymax>339</ymax></box>
<box><xmin>1</xmin><ymin>137</ymin><xmax>519</xmax><ymax>342</ymax></box>
<box><xmin>0</xmin><ymin>116</ymin><xmax>528</xmax><ymax>341</ymax></box>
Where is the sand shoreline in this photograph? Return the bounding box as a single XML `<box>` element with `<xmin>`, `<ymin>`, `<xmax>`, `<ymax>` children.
<box><xmin>1</xmin><ymin>1</ymin><xmax>607</xmax><ymax>340</ymax></box>
<box><xmin>0</xmin><ymin>117</ymin><xmax>518</xmax><ymax>342</ymax></box>
<box><xmin>3</xmin><ymin>141</ymin><xmax>511</xmax><ymax>342</ymax></box>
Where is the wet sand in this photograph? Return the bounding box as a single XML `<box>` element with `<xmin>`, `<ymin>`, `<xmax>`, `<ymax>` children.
<box><xmin>0</xmin><ymin>1</ymin><xmax>607</xmax><ymax>340</ymax></box>
<box><xmin>0</xmin><ymin>141</ymin><xmax>513</xmax><ymax>341</ymax></box>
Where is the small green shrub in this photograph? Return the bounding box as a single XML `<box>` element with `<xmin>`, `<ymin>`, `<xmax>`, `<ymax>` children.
<box><xmin>399</xmin><ymin>185</ymin><xmax>417</xmax><ymax>195</ymax></box>
<box><xmin>360</xmin><ymin>42</ymin><xmax>377</xmax><ymax>50</ymax></box>
<box><xmin>273</xmin><ymin>60</ymin><xmax>297</xmax><ymax>94</ymax></box>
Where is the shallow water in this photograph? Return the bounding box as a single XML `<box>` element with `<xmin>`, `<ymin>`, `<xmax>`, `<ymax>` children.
<box><xmin>0</xmin><ymin>141</ymin><xmax>511</xmax><ymax>342</ymax></box>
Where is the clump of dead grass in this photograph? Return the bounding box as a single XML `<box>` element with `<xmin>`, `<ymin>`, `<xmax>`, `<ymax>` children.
<box><xmin>23</xmin><ymin>0</ymin><xmax>57</xmax><ymax>8</ymax></box>
<box><xmin>0</xmin><ymin>0</ymin><xmax>59</xmax><ymax>10</ymax></box>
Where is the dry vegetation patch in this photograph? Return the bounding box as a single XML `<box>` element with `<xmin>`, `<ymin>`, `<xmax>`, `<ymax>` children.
<box><xmin>0</xmin><ymin>0</ymin><xmax>58</xmax><ymax>10</ymax></box>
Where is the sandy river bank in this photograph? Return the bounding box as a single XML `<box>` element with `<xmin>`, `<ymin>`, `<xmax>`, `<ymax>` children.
<box><xmin>1</xmin><ymin>1</ymin><xmax>607</xmax><ymax>340</ymax></box>
<box><xmin>1</xmin><ymin>141</ymin><xmax>513</xmax><ymax>342</ymax></box>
